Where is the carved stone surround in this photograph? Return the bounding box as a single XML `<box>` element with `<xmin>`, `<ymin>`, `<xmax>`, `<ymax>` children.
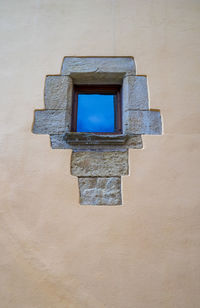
<box><xmin>33</xmin><ymin>57</ymin><xmax>162</xmax><ymax>205</ymax></box>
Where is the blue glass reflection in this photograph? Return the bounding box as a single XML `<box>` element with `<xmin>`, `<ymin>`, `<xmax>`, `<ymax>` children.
<box><xmin>77</xmin><ymin>94</ymin><xmax>115</xmax><ymax>132</ymax></box>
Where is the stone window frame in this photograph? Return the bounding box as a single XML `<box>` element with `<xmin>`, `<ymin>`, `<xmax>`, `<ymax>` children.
<box><xmin>33</xmin><ymin>57</ymin><xmax>162</xmax><ymax>205</ymax></box>
<box><xmin>33</xmin><ymin>56</ymin><xmax>162</xmax><ymax>150</ymax></box>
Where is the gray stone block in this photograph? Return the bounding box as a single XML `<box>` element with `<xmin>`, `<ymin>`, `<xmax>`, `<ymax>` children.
<box><xmin>71</xmin><ymin>151</ymin><xmax>128</xmax><ymax>177</ymax></box>
<box><xmin>44</xmin><ymin>75</ymin><xmax>73</xmax><ymax>110</ymax></box>
<box><xmin>123</xmin><ymin>75</ymin><xmax>149</xmax><ymax>110</ymax></box>
<box><xmin>32</xmin><ymin>110</ymin><xmax>66</xmax><ymax>134</ymax></box>
<box><xmin>61</xmin><ymin>57</ymin><xmax>135</xmax><ymax>75</ymax></box>
<box><xmin>125</xmin><ymin>110</ymin><xmax>162</xmax><ymax>135</ymax></box>
<box><xmin>78</xmin><ymin>177</ymin><xmax>122</xmax><ymax>205</ymax></box>
<box><xmin>70</xmin><ymin>72</ymin><xmax>124</xmax><ymax>85</ymax></box>
<box><xmin>50</xmin><ymin>134</ymin><xmax>143</xmax><ymax>150</ymax></box>
<box><xmin>50</xmin><ymin>134</ymin><xmax>71</xmax><ymax>149</ymax></box>
<box><xmin>65</xmin><ymin>133</ymin><xmax>128</xmax><ymax>146</ymax></box>
<box><xmin>126</xmin><ymin>135</ymin><xmax>143</xmax><ymax>148</ymax></box>
<box><xmin>123</xmin><ymin>76</ymin><xmax>149</xmax><ymax>132</ymax></box>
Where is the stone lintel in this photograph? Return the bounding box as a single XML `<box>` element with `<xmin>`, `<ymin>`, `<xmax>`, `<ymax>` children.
<box><xmin>71</xmin><ymin>150</ymin><xmax>129</xmax><ymax>177</ymax></box>
<box><xmin>44</xmin><ymin>75</ymin><xmax>73</xmax><ymax>110</ymax></box>
<box><xmin>61</xmin><ymin>57</ymin><xmax>135</xmax><ymax>75</ymax></box>
<box><xmin>70</xmin><ymin>72</ymin><xmax>124</xmax><ymax>85</ymax></box>
<box><xmin>78</xmin><ymin>177</ymin><xmax>122</xmax><ymax>205</ymax></box>
<box><xmin>32</xmin><ymin>110</ymin><xmax>66</xmax><ymax>134</ymax></box>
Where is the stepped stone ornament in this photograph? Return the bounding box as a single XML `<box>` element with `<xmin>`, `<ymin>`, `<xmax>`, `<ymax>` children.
<box><xmin>33</xmin><ymin>56</ymin><xmax>162</xmax><ymax>205</ymax></box>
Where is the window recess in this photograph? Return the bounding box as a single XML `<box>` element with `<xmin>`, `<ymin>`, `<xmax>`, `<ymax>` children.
<box><xmin>71</xmin><ymin>85</ymin><xmax>122</xmax><ymax>134</ymax></box>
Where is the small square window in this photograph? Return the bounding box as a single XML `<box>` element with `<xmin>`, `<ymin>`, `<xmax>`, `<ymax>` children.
<box><xmin>71</xmin><ymin>85</ymin><xmax>122</xmax><ymax>134</ymax></box>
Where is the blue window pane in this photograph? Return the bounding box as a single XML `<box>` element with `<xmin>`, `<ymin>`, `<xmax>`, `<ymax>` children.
<box><xmin>77</xmin><ymin>94</ymin><xmax>115</xmax><ymax>132</ymax></box>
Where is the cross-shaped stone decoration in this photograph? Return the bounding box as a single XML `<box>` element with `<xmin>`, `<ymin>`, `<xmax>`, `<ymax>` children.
<box><xmin>33</xmin><ymin>57</ymin><xmax>162</xmax><ymax>205</ymax></box>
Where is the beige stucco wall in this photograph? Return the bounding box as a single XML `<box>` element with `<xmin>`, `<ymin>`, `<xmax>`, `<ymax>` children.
<box><xmin>0</xmin><ymin>0</ymin><xmax>200</xmax><ymax>307</ymax></box>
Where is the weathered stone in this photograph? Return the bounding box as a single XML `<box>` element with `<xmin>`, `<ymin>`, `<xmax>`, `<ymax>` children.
<box><xmin>32</xmin><ymin>110</ymin><xmax>66</xmax><ymax>134</ymax></box>
<box><xmin>132</xmin><ymin>76</ymin><xmax>149</xmax><ymax>109</ymax></box>
<box><xmin>126</xmin><ymin>135</ymin><xmax>143</xmax><ymax>148</ymax></box>
<box><xmin>78</xmin><ymin>177</ymin><xmax>122</xmax><ymax>205</ymax></box>
<box><xmin>124</xmin><ymin>110</ymin><xmax>162</xmax><ymax>135</ymax></box>
<box><xmin>123</xmin><ymin>75</ymin><xmax>149</xmax><ymax>132</ymax></box>
<box><xmin>44</xmin><ymin>75</ymin><xmax>73</xmax><ymax>110</ymax></box>
<box><xmin>61</xmin><ymin>57</ymin><xmax>135</xmax><ymax>75</ymax></box>
<box><xmin>71</xmin><ymin>151</ymin><xmax>128</xmax><ymax>177</ymax></box>
<box><xmin>123</xmin><ymin>75</ymin><xmax>149</xmax><ymax>110</ymax></box>
<box><xmin>50</xmin><ymin>134</ymin><xmax>71</xmax><ymax>149</ymax></box>
<box><xmin>70</xmin><ymin>72</ymin><xmax>124</xmax><ymax>85</ymax></box>
<box><xmin>65</xmin><ymin>133</ymin><xmax>128</xmax><ymax>145</ymax></box>
<box><xmin>50</xmin><ymin>134</ymin><xmax>143</xmax><ymax>150</ymax></box>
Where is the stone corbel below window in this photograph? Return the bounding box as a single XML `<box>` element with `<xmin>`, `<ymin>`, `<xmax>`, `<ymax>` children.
<box><xmin>33</xmin><ymin>57</ymin><xmax>162</xmax><ymax>205</ymax></box>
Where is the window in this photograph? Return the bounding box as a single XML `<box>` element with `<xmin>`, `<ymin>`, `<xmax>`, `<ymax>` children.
<box><xmin>71</xmin><ymin>85</ymin><xmax>122</xmax><ymax>134</ymax></box>
<box><xmin>33</xmin><ymin>56</ymin><xmax>162</xmax><ymax>205</ymax></box>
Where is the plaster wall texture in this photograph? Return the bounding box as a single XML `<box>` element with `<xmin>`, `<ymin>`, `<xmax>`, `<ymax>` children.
<box><xmin>0</xmin><ymin>0</ymin><xmax>200</xmax><ymax>307</ymax></box>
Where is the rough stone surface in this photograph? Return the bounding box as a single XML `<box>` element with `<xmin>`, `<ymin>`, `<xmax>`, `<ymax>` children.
<box><xmin>123</xmin><ymin>75</ymin><xmax>149</xmax><ymax>110</ymax></box>
<box><xmin>50</xmin><ymin>134</ymin><xmax>143</xmax><ymax>150</ymax></box>
<box><xmin>124</xmin><ymin>110</ymin><xmax>162</xmax><ymax>135</ymax></box>
<box><xmin>71</xmin><ymin>151</ymin><xmax>128</xmax><ymax>177</ymax></box>
<box><xmin>133</xmin><ymin>76</ymin><xmax>149</xmax><ymax>109</ymax></box>
<box><xmin>125</xmin><ymin>134</ymin><xmax>143</xmax><ymax>148</ymax></box>
<box><xmin>44</xmin><ymin>75</ymin><xmax>73</xmax><ymax>110</ymax></box>
<box><xmin>78</xmin><ymin>177</ymin><xmax>122</xmax><ymax>205</ymax></box>
<box><xmin>123</xmin><ymin>75</ymin><xmax>149</xmax><ymax>132</ymax></box>
<box><xmin>65</xmin><ymin>133</ymin><xmax>128</xmax><ymax>145</ymax></box>
<box><xmin>61</xmin><ymin>57</ymin><xmax>135</xmax><ymax>75</ymax></box>
<box><xmin>50</xmin><ymin>134</ymin><xmax>71</xmax><ymax>149</ymax></box>
<box><xmin>33</xmin><ymin>110</ymin><xmax>66</xmax><ymax>134</ymax></box>
<box><xmin>70</xmin><ymin>72</ymin><xmax>124</xmax><ymax>85</ymax></box>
